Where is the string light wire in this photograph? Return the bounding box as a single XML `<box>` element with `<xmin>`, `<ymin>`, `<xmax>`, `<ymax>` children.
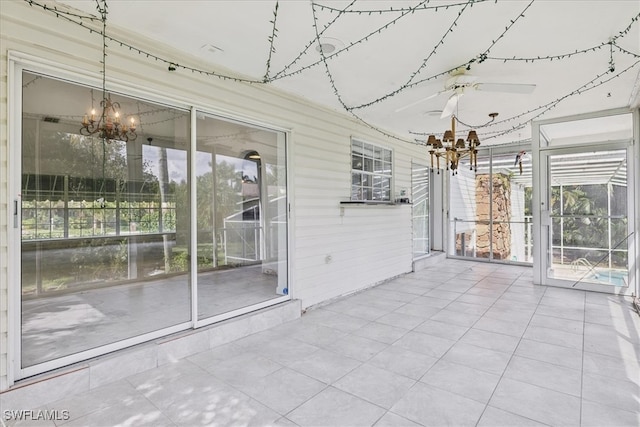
<box><xmin>21</xmin><ymin>0</ymin><xmax>640</xmax><ymax>145</ymax></box>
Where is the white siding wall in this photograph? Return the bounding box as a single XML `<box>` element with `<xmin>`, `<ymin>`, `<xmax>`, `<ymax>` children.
<box><xmin>0</xmin><ymin>1</ymin><xmax>423</xmax><ymax>389</ymax></box>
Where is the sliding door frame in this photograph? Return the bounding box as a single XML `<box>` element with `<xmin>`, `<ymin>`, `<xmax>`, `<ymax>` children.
<box><xmin>532</xmin><ymin>108</ymin><xmax>637</xmax><ymax>295</ymax></box>
<box><xmin>7</xmin><ymin>51</ymin><xmax>291</xmax><ymax>384</ymax></box>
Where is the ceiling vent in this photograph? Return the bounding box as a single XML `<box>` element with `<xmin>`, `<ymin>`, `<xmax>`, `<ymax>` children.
<box><xmin>201</xmin><ymin>43</ymin><xmax>224</xmax><ymax>54</ymax></box>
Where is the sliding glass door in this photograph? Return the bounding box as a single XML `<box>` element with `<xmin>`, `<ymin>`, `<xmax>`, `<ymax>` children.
<box><xmin>195</xmin><ymin>114</ymin><xmax>288</xmax><ymax>321</ymax></box>
<box><xmin>17</xmin><ymin>69</ymin><xmax>288</xmax><ymax>378</ymax></box>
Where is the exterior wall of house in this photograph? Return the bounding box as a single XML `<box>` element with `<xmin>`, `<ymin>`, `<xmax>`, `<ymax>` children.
<box><xmin>0</xmin><ymin>1</ymin><xmax>425</xmax><ymax>389</ymax></box>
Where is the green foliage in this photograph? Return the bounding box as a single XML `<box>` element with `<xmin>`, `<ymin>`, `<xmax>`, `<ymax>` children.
<box><xmin>70</xmin><ymin>238</ymin><xmax>128</xmax><ymax>281</ymax></box>
<box><xmin>551</xmin><ymin>184</ymin><xmax>628</xmax><ymax>268</ymax></box>
<box><xmin>170</xmin><ymin>251</ymin><xmax>189</xmax><ymax>273</ymax></box>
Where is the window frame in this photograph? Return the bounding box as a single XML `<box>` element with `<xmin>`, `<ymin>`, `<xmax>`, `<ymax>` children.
<box><xmin>350</xmin><ymin>138</ymin><xmax>393</xmax><ymax>202</ymax></box>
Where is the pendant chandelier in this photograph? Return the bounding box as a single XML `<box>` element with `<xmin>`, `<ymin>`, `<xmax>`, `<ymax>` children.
<box><xmin>81</xmin><ymin>96</ymin><xmax>137</xmax><ymax>142</ymax></box>
<box><xmin>79</xmin><ymin>1</ymin><xmax>137</xmax><ymax>143</ymax></box>
<box><xmin>426</xmin><ymin>114</ymin><xmax>494</xmax><ymax>175</ymax></box>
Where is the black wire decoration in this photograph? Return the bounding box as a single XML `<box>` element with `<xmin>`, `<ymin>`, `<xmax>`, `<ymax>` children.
<box><xmin>22</xmin><ymin>0</ymin><xmax>640</xmax><ymax>145</ymax></box>
<box><xmin>309</xmin><ymin>0</ymin><xmax>414</xmax><ymax>143</ymax></box>
<box><xmin>275</xmin><ymin>0</ymin><xmax>434</xmax><ymax>83</ymax></box>
<box><xmin>314</xmin><ymin>0</ymin><xmax>491</xmax><ymax>14</ymax></box>
<box><xmin>98</xmin><ymin>0</ymin><xmax>108</xmax><ymax>208</ymax></box>
<box><xmin>263</xmin><ymin>1</ymin><xmax>279</xmax><ymax>82</ymax></box>
<box><xmin>271</xmin><ymin>0</ymin><xmax>357</xmax><ymax>80</ymax></box>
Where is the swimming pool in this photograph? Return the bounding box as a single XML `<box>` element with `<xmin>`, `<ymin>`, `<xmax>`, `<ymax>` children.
<box><xmin>588</xmin><ymin>270</ymin><xmax>628</xmax><ymax>287</ymax></box>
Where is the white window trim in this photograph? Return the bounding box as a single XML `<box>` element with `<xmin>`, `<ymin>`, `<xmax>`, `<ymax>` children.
<box><xmin>350</xmin><ymin>138</ymin><xmax>393</xmax><ymax>202</ymax></box>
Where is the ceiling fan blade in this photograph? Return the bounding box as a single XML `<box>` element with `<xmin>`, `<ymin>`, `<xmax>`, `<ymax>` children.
<box><xmin>475</xmin><ymin>83</ymin><xmax>536</xmax><ymax>94</ymax></box>
<box><xmin>395</xmin><ymin>89</ymin><xmax>450</xmax><ymax>113</ymax></box>
<box><xmin>441</xmin><ymin>92</ymin><xmax>462</xmax><ymax>118</ymax></box>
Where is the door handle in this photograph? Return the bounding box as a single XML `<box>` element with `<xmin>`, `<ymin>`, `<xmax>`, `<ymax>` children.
<box><xmin>541</xmin><ymin>210</ymin><xmax>550</xmax><ymax>227</ymax></box>
<box><xmin>13</xmin><ymin>199</ymin><xmax>18</xmax><ymax>228</ymax></box>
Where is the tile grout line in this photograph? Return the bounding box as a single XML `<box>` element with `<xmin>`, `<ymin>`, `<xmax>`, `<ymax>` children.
<box><xmin>472</xmin><ymin>272</ymin><xmax>552</xmax><ymax>427</ymax></box>
<box><xmin>385</xmin><ymin>266</ymin><xmax>517</xmax><ymax>426</ymax></box>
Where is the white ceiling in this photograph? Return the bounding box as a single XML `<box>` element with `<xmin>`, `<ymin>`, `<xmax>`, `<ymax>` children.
<box><xmin>58</xmin><ymin>0</ymin><xmax>640</xmax><ymax>146</ymax></box>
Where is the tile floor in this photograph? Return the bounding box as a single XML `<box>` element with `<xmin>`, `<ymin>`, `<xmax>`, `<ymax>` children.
<box><xmin>7</xmin><ymin>259</ymin><xmax>640</xmax><ymax>426</ymax></box>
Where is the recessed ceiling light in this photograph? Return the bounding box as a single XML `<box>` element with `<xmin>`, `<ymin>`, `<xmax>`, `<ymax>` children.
<box><xmin>424</xmin><ymin>110</ymin><xmax>443</xmax><ymax>117</ymax></box>
<box><xmin>316</xmin><ymin>37</ymin><xmax>344</xmax><ymax>54</ymax></box>
<box><xmin>316</xmin><ymin>43</ymin><xmax>335</xmax><ymax>54</ymax></box>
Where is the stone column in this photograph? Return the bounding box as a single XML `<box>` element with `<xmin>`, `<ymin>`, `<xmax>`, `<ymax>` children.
<box><xmin>475</xmin><ymin>174</ymin><xmax>512</xmax><ymax>260</ymax></box>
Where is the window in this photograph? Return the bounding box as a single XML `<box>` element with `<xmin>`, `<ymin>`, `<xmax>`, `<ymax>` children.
<box><xmin>351</xmin><ymin>139</ymin><xmax>392</xmax><ymax>201</ymax></box>
<box><xmin>412</xmin><ymin>162</ymin><xmax>430</xmax><ymax>259</ymax></box>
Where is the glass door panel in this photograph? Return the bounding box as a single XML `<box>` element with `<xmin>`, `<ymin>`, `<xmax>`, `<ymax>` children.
<box><xmin>411</xmin><ymin>162</ymin><xmax>429</xmax><ymax>259</ymax></box>
<box><xmin>20</xmin><ymin>71</ymin><xmax>191</xmax><ymax>369</ymax></box>
<box><xmin>449</xmin><ymin>152</ymin><xmax>487</xmax><ymax>259</ymax></box>
<box><xmin>490</xmin><ymin>150</ymin><xmax>533</xmax><ymax>263</ymax></box>
<box><xmin>546</xmin><ymin>149</ymin><xmax>629</xmax><ymax>288</ymax></box>
<box><xmin>195</xmin><ymin>114</ymin><xmax>288</xmax><ymax>320</ymax></box>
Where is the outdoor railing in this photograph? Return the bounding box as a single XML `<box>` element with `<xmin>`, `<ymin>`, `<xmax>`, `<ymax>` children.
<box><xmin>451</xmin><ymin>217</ymin><xmax>533</xmax><ymax>263</ymax></box>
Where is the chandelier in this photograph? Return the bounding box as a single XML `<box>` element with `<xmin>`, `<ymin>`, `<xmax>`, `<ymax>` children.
<box><xmin>81</xmin><ymin>96</ymin><xmax>137</xmax><ymax>142</ymax></box>
<box><xmin>79</xmin><ymin>1</ymin><xmax>136</xmax><ymax>143</ymax></box>
<box><xmin>426</xmin><ymin>114</ymin><xmax>493</xmax><ymax>175</ymax></box>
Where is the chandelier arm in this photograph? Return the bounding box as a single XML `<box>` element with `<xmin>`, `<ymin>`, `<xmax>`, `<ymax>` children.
<box><xmin>453</xmin><ymin>113</ymin><xmax>497</xmax><ymax>129</ymax></box>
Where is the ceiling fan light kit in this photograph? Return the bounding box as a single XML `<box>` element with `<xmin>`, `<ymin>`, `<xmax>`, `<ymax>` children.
<box><xmin>398</xmin><ymin>67</ymin><xmax>537</xmax><ymax>121</ymax></box>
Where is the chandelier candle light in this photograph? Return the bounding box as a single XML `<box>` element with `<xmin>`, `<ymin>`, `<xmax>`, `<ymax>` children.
<box><xmin>81</xmin><ymin>97</ymin><xmax>137</xmax><ymax>142</ymax></box>
<box><xmin>427</xmin><ymin>114</ymin><xmax>490</xmax><ymax>175</ymax></box>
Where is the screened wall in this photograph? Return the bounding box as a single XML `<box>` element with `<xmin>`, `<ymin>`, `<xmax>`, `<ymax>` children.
<box><xmin>448</xmin><ymin>145</ymin><xmax>533</xmax><ymax>264</ymax></box>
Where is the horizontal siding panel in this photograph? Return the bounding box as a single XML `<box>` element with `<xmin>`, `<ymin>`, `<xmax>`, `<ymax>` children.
<box><xmin>294</xmin><ymin>242</ymin><xmax>411</xmax><ymax>271</ymax></box>
<box><xmin>293</xmin><ymin>216</ymin><xmax>410</xmax><ymax>229</ymax></box>
<box><xmin>294</xmin><ymin>223</ymin><xmax>411</xmax><ymax>241</ymax></box>
<box><xmin>296</xmin><ymin>258</ymin><xmax>410</xmax><ymax>290</ymax></box>
<box><xmin>294</xmin><ymin>168</ymin><xmax>349</xmax><ymax>182</ymax></box>
<box><xmin>292</xmin><ymin>201</ymin><xmax>345</xmax><ymax>211</ymax></box>
<box><xmin>292</xmin><ymin>156</ymin><xmax>350</xmax><ymax>173</ymax></box>
<box><xmin>296</xmin><ymin>266</ymin><xmax>411</xmax><ymax>308</ymax></box>
<box><xmin>294</xmin><ymin>238</ymin><xmax>411</xmax><ymax>262</ymax></box>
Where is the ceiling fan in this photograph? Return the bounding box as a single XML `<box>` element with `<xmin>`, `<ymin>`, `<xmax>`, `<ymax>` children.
<box><xmin>396</xmin><ymin>68</ymin><xmax>536</xmax><ymax>118</ymax></box>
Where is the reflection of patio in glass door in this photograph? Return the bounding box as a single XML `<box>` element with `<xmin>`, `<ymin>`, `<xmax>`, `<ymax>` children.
<box><xmin>545</xmin><ymin>149</ymin><xmax>630</xmax><ymax>289</ymax></box>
